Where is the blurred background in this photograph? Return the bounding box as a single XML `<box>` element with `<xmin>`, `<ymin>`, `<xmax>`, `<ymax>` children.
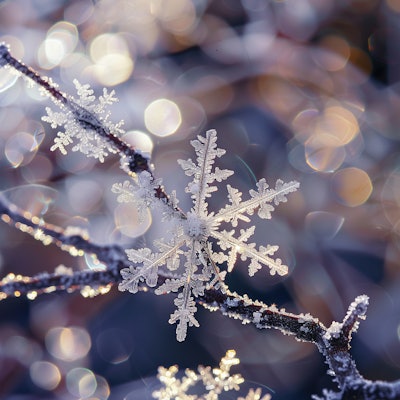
<box><xmin>0</xmin><ymin>0</ymin><xmax>400</xmax><ymax>398</ymax></box>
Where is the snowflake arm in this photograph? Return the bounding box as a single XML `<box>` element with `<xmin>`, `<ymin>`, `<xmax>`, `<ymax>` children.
<box><xmin>212</xmin><ymin>229</ymin><xmax>285</xmax><ymax>276</ymax></box>
<box><xmin>155</xmin><ymin>241</ymin><xmax>211</xmax><ymax>341</ymax></box>
<box><xmin>119</xmin><ymin>240</ymin><xmax>185</xmax><ymax>294</ymax></box>
<box><xmin>112</xmin><ymin>171</ymin><xmax>164</xmax><ymax>216</ymax></box>
<box><xmin>178</xmin><ymin>129</ymin><xmax>233</xmax><ymax>217</ymax></box>
<box><xmin>169</xmin><ymin>288</ymin><xmax>200</xmax><ymax>342</ymax></box>
<box><xmin>217</xmin><ymin>179</ymin><xmax>299</xmax><ymax>224</ymax></box>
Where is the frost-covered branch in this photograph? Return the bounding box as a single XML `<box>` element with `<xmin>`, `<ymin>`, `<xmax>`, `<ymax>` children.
<box><xmin>198</xmin><ymin>290</ymin><xmax>400</xmax><ymax>399</ymax></box>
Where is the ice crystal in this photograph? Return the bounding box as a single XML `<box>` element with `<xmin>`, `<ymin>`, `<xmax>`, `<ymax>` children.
<box><xmin>116</xmin><ymin>129</ymin><xmax>299</xmax><ymax>341</ymax></box>
<box><xmin>152</xmin><ymin>350</ymin><xmax>271</xmax><ymax>400</ymax></box>
<box><xmin>42</xmin><ymin>79</ymin><xmax>124</xmax><ymax>161</ymax></box>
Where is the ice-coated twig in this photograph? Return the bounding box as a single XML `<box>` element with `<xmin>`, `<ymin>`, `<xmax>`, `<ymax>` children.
<box><xmin>0</xmin><ymin>196</ymin><xmax>121</xmax><ymax>259</ymax></box>
<box><xmin>199</xmin><ymin>289</ymin><xmax>400</xmax><ymax>400</ymax></box>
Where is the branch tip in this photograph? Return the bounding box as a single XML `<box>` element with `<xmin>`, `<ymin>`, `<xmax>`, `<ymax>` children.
<box><xmin>342</xmin><ymin>295</ymin><xmax>369</xmax><ymax>335</ymax></box>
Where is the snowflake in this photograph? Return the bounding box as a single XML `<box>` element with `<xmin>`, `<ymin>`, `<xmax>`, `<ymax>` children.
<box><xmin>42</xmin><ymin>79</ymin><xmax>125</xmax><ymax>161</ymax></box>
<box><xmin>152</xmin><ymin>350</ymin><xmax>271</xmax><ymax>400</ymax></box>
<box><xmin>115</xmin><ymin>129</ymin><xmax>299</xmax><ymax>341</ymax></box>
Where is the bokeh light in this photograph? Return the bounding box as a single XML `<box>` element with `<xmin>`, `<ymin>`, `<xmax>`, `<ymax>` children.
<box><xmin>305</xmin><ymin>134</ymin><xmax>346</xmax><ymax>172</ymax></box>
<box><xmin>313</xmin><ymin>35</ymin><xmax>351</xmax><ymax>72</ymax></box>
<box><xmin>0</xmin><ymin>68</ymin><xmax>18</xmax><ymax>93</ymax></box>
<box><xmin>0</xmin><ymin>184</ymin><xmax>58</xmax><ymax>217</ymax></box>
<box><xmin>45</xmin><ymin>326</ymin><xmax>91</xmax><ymax>362</ymax></box>
<box><xmin>66</xmin><ymin>178</ymin><xmax>103</xmax><ymax>214</ymax></box>
<box><xmin>331</xmin><ymin>167</ymin><xmax>373</xmax><ymax>207</ymax></box>
<box><xmin>150</xmin><ymin>0</ymin><xmax>197</xmax><ymax>34</ymax></box>
<box><xmin>37</xmin><ymin>21</ymin><xmax>79</xmax><ymax>69</ymax></box>
<box><xmin>305</xmin><ymin>211</ymin><xmax>345</xmax><ymax>240</ymax></box>
<box><xmin>114</xmin><ymin>203</ymin><xmax>152</xmax><ymax>238</ymax></box>
<box><xmin>88</xmin><ymin>33</ymin><xmax>134</xmax><ymax>86</ymax></box>
<box><xmin>144</xmin><ymin>98</ymin><xmax>182</xmax><ymax>137</ymax></box>
<box><xmin>316</xmin><ymin>106</ymin><xmax>359</xmax><ymax>146</ymax></box>
<box><xmin>30</xmin><ymin>361</ymin><xmax>61</xmax><ymax>390</ymax></box>
<box><xmin>5</xmin><ymin>132</ymin><xmax>35</xmax><ymax>168</ymax></box>
<box><xmin>66</xmin><ymin>368</ymin><xmax>97</xmax><ymax>398</ymax></box>
<box><xmin>96</xmin><ymin>328</ymin><xmax>134</xmax><ymax>364</ymax></box>
<box><xmin>122</xmin><ymin>130</ymin><xmax>154</xmax><ymax>155</ymax></box>
<box><xmin>65</xmin><ymin>368</ymin><xmax>110</xmax><ymax>399</ymax></box>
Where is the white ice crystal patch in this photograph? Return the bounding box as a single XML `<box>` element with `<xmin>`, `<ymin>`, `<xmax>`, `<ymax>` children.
<box><xmin>116</xmin><ymin>129</ymin><xmax>299</xmax><ymax>341</ymax></box>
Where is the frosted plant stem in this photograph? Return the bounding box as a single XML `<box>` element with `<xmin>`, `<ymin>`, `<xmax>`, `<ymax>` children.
<box><xmin>198</xmin><ymin>289</ymin><xmax>400</xmax><ymax>399</ymax></box>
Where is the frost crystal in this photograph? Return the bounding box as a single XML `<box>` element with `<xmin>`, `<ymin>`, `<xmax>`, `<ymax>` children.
<box><xmin>42</xmin><ymin>79</ymin><xmax>124</xmax><ymax>161</ymax></box>
<box><xmin>117</xmin><ymin>129</ymin><xmax>299</xmax><ymax>341</ymax></box>
<box><xmin>152</xmin><ymin>350</ymin><xmax>271</xmax><ymax>400</ymax></box>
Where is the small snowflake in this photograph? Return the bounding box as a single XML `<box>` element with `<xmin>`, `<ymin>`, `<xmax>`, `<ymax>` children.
<box><xmin>116</xmin><ymin>129</ymin><xmax>299</xmax><ymax>341</ymax></box>
<box><xmin>153</xmin><ymin>350</ymin><xmax>270</xmax><ymax>400</ymax></box>
<box><xmin>42</xmin><ymin>79</ymin><xmax>124</xmax><ymax>161</ymax></box>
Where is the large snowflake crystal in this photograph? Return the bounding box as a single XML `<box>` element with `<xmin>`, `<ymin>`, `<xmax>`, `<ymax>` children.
<box><xmin>114</xmin><ymin>129</ymin><xmax>299</xmax><ymax>341</ymax></box>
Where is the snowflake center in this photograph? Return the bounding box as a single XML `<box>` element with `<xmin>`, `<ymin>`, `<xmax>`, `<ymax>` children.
<box><xmin>184</xmin><ymin>211</ymin><xmax>209</xmax><ymax>240</ymax></box>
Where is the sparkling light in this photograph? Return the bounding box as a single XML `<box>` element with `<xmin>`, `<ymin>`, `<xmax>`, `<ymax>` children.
<box><xmin>89</xmin><ymin>33</ymin><xmax>134</xmax><ymax>86</ymax></box>
<box><xmin>45</xmin><ymin>326</ymin><xmax>91</xmax><ymax>362</ymax></box>
<box><xmin>37</xmin><ymin>21</ymin><xmax>79</xmax><ymax>69</ymax></box>
<box><xmin>66</xmin><ymin>368</ymin><xmax>97</xmax><ymax>398</ymax></box>
<box><xmin>122</xmin><ymin>130</ymin><xmax>154</xmax><ymax>155</ymax></box>
<box><xmin>316</xmin><ymin>106</ymin><xmax>359</xmax><ymax>146</ymax></box>
<box><xmin>305</xmin><ymin>211</ymin><xmax>345</xmax><ymax>239</ymax></box>
<box><xmin>30</xmin><ymin>361</ymin><xmax>61</xmax><ymax>390</ymax></box>
<box><xmin>331</xmin><ymin>167</ymin><xmax>373</xmax><ymax>207</ymax></box>
<box><xmin>305</xmin><ymin>134</ymin><xmax>346</xmax><ymax>172</ymax></box>
<box><xmin>144</xmin><ymin>98</ymin><xmax>182</xmax><ymax>136</ymax></box>
<box><xmin>5</xmin><ymin>132</ymin><xmax>38</xmax><ymax>168</ymax></box>
<box><xmin>114</xmin><ymin>203</ymin><xmax>152</xmax><ymax>238</ymax></box>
